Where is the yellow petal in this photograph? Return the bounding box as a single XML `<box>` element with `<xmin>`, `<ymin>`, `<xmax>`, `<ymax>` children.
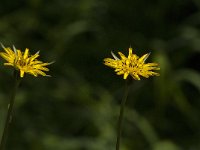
<box><xmin>138</xmin><ymin>53</ymin><xmax>150</xmax><ymax>63</ymax></box>
<box><xmin>118</xmin><ymin>52</ymin><xmax>126</xmax><ymax>60</ymax></box>
<box><xmin>132</xmin><ymin>74</ymin><xmax>140</xmax><ymax>80</ymax></box>
<box><xmin>128</xmin><ymin>47</ymin><xmax>133</xmax><ymax>59</ymax></box>
<box><xmin>23</xmin><ymin>48</ymin><xmax>29</xmax><ymax>59</ymax></box>
<box><xmin>20</xmin><ymin>70</ymin><xmax>25</xmax><ymax>78</ymax></box>
<box><xmin>123</xmin><ymin>72</ymin><xmax>129</xmax><ymax>79</ymax></box>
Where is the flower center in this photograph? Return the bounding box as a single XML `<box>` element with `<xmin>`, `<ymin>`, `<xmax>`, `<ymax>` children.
<box><xmin>14</xmin><ymin>57</ymin><xmax>27</xmax><ymax>67</ymax></box>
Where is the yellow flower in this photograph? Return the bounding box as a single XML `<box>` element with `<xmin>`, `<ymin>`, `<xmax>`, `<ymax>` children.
<box><xmin>0</xmin><ymin>44</ymin><xmax>52</xmax><ymax>78</ymax></box>
<box><xmin>104</xmin><ymin>47</ymin><xmax>160</xmax><ymax>80</ymax></box>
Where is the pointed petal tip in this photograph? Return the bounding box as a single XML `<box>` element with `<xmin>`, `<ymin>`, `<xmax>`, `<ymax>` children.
<box><xmin>146</xmin><ymin>52</ymin><xmax>151</xmax><ymax>58</ymax></box>
<box><xmin>111</xmin><ymin>51</ymin><xmax>119</xmax><ymax>60</ymax></box>
<box><xmin>0</xmin><ymin>43</ymin><xmax>5</xmax><ymax>49</ymax></box>
<box><xmin>13</xmin><ymin>45</ymin><xmax>17</xmax><ymax>54</ymax></box>
<box><xmin>35</xmin><ymin>50</ymin><xmax>40</xmax><ymax>55</ymax></box>
<box><xmin>46</xmin><ymin>75</ymin><xmax>52</xmax><ymax>77</ymax></box>
<box><xmin>140</xmin><ymin>52</ymin><xmax>151</xmax><ymax>63</ymax></box>
<box><xmin>49</xmin><ymin>61</ymin><xmax>55</xmax><ymax>65</ymax></box>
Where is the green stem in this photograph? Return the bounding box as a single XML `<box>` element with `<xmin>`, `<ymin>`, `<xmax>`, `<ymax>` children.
<box><xmin>0</xmin><ymin>71</ymin><xmax>21</xmax><ymax>150</ymax></box>
<box><xmin>116</xmin><ymin>80</ymin><xmax>130</xmax><ymax>150</ymax></box>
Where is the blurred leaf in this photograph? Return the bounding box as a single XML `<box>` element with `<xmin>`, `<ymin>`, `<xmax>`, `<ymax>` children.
<box><xmin>175</xmin><ymin>69</ymin><xmax>200</xmax><ymax>92</ymax></box>
<box><xmin>153</xmin><ymin>141</ymin><xmax>180</xmax><ymax>150</ymax></box>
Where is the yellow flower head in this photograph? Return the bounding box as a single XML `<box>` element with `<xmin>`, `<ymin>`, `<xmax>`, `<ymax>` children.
<box><xmin>104</xmin><ymin>47</ymin><xmax>160</xmax><ymax>80</ymax></box>
<box><xmin>0</xmin><ymin>44</ymin><xmax>52</xmax><ymax>78</ymax></box>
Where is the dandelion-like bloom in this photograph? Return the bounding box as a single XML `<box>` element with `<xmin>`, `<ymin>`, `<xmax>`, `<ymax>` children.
<box><xmin>104</xmin><ymin>47</ymin><xmax>160</xmax><ymax>80</ymax></box>
<box><xmin>0</xmin><ymin>44</ymin><xmax>52</xmax><ymax>78</ymax></box>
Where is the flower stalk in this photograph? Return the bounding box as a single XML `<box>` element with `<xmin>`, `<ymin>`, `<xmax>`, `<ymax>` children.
<box><xmin>0</xmin><ymin>71</ymin><xmax>21</xmax><ymax>150</ymax></box>
<box><xmin>103</xmin><ymin>47</ymin><xmax>160</xmax><ymax>149</ymax></box>
<box><xmin>116</xmin><ymin>79</ymin><xmax>130</xmax><ymax>150</ymax></box>
<box><xmin>0</xmin><ymin>44</ymin><xmax>52</xmax><ymax>150</ymax></box>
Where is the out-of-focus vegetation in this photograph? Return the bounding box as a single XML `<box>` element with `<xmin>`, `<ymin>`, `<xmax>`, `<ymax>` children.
<box><xmin>0</xmin><ymin>0</ymin><xmax>200</xmax><ymax>149</ymax></box>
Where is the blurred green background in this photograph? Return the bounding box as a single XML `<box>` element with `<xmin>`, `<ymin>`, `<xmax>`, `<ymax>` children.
<box><xmin>0</xmin><ymin>0</ymin><xmax>200</xmax><ymax>149</ymax></box>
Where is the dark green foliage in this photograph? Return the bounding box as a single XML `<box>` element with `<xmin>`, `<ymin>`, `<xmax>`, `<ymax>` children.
<box><xmin>0</xmin><ymin>0</ymin><xmax>200</xmax><ymax>149</ymax></box>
